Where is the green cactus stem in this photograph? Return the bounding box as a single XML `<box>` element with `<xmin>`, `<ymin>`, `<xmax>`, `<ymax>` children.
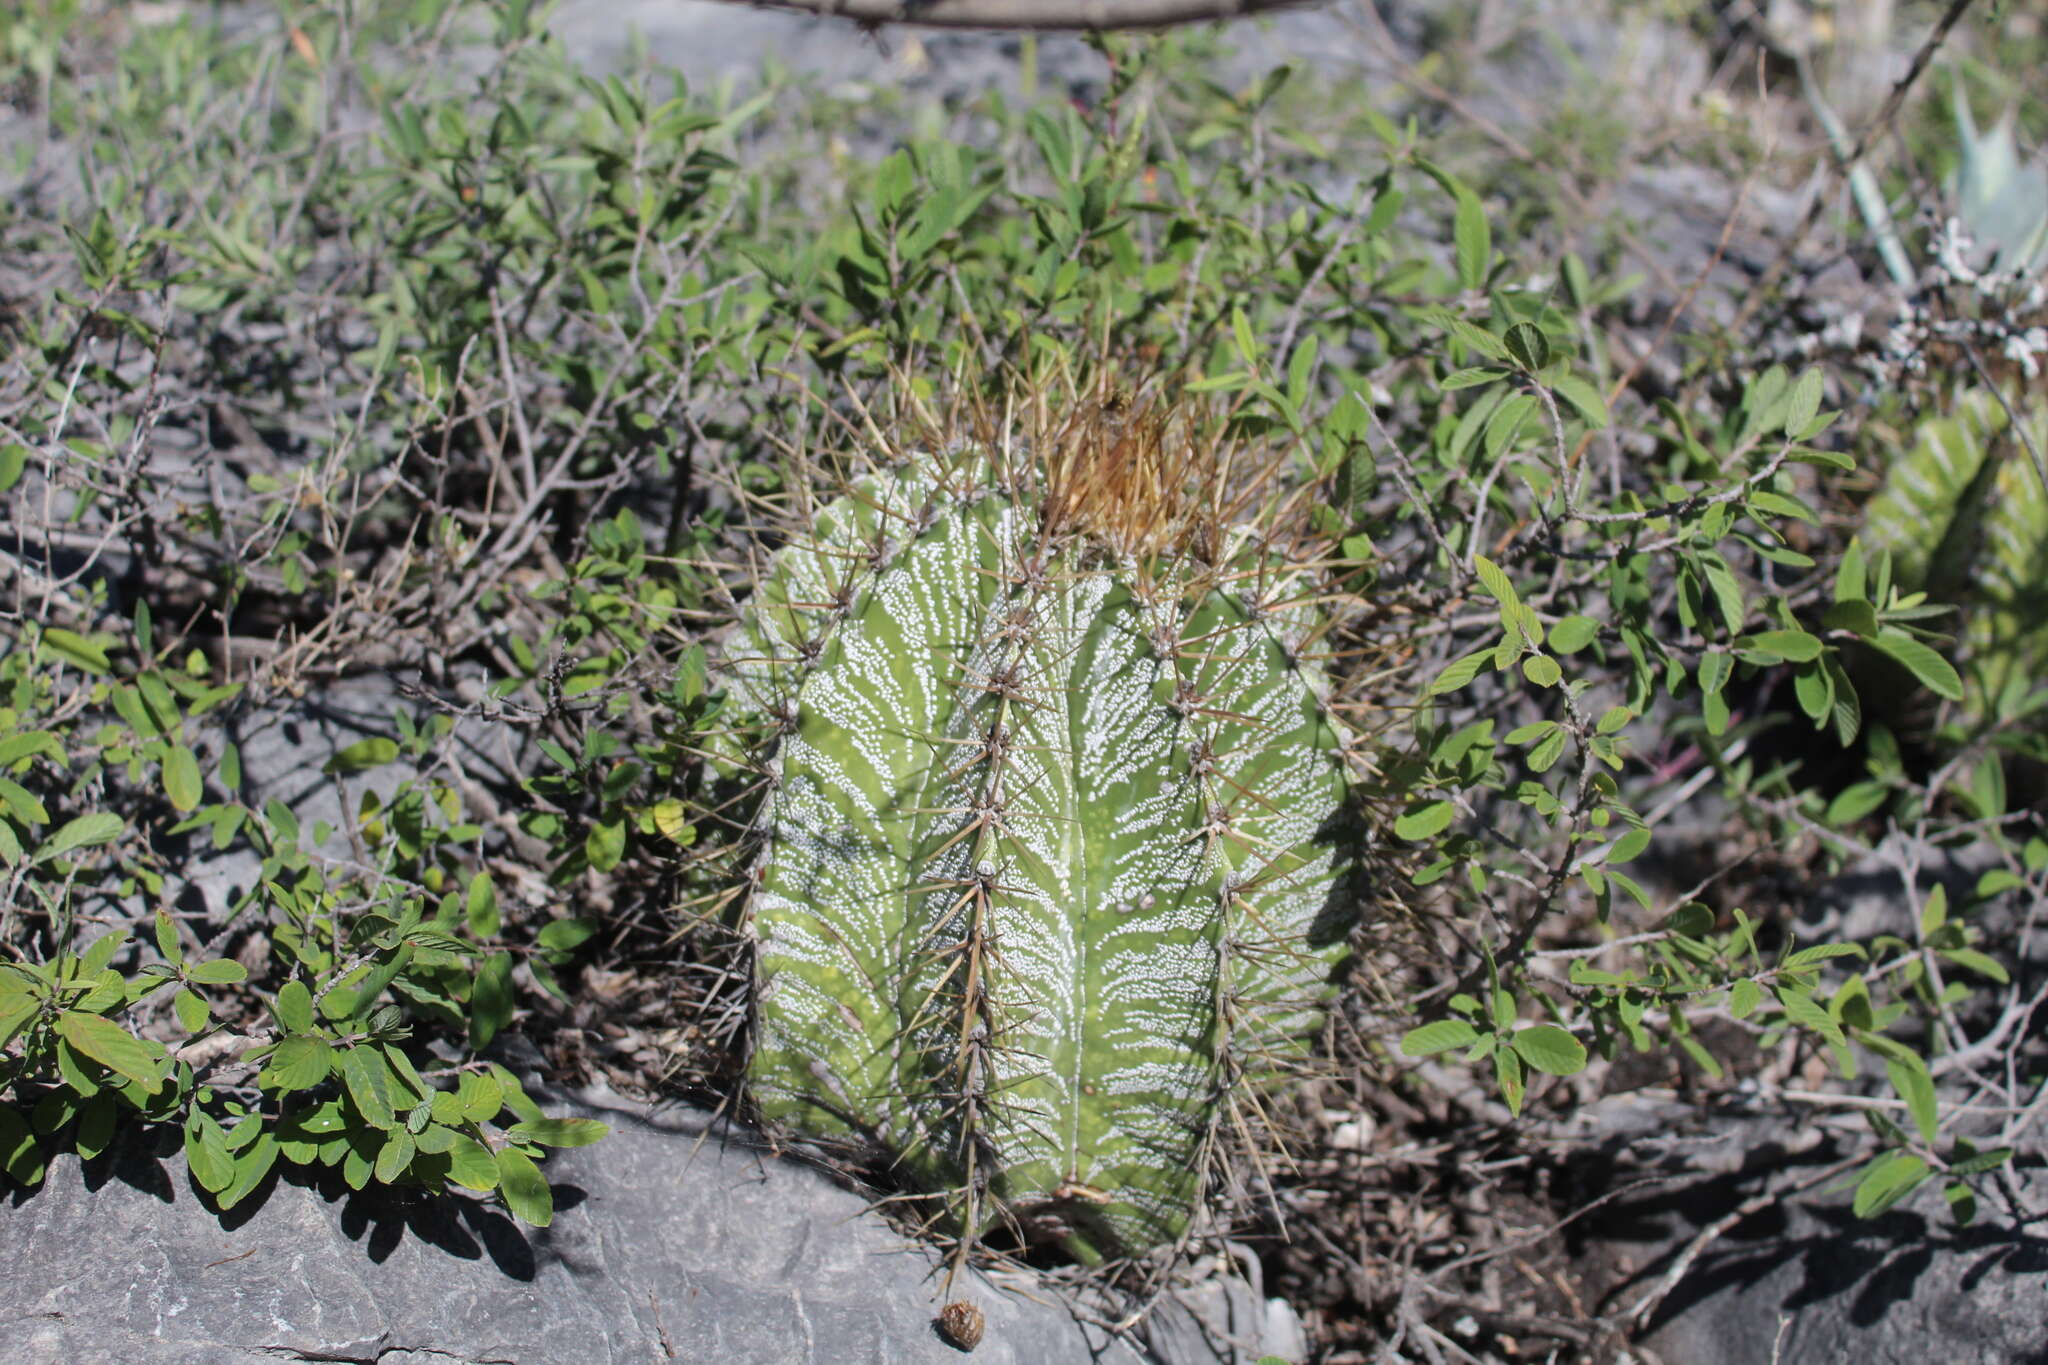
<box><xmin>728</xmin><ymin>402</ymin><xmax>1358</xmax><ymax>1257</ymax></box>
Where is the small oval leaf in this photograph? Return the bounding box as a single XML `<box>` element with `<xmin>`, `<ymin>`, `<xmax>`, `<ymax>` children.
<box><xmin>1511</xmin><ymin>1025</ymin><xmax>1588</xmax><ymax>1076</ymax></box>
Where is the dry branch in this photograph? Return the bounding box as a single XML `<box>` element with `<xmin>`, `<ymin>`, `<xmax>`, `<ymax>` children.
<box><xmin>705</xmin><ymin>0</ymin><xmax>1315</xmax><ymax>32</ymax></box>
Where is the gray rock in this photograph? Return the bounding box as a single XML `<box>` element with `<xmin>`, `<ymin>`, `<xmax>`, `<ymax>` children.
<box><xmin>546</xmin><ymin>0</ymin><xmax>1362</xmax><ymax>98</ymax></box>
<box><xmin>1627</xmin><ymin>1161</ymin><xmax>2048</xmax><ymax>1365</ymax></box>
<box><xmin>1145</xmin><ymin>1247</ymin><xmax>1310</xmax><ymax>1365</ymax></box>
<box><xmin>0</xmin><ymin>1084</ymin><xmax>1160</xmax><ymax>1365</ymax></box>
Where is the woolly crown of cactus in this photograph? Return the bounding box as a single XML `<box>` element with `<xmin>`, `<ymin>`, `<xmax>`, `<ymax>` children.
<box><xmin>724</xmin><ymin>382</ymin><xmax>1362</xmax><ymax>1259</ymax></box>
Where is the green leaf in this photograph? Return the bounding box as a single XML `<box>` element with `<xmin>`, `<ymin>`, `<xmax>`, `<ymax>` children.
<box><xmin>263</xmin><ymin>1035</ymin><xmax>334</xmax><ymax>1092</ymax></box>
<box><xmin>458</xmin><ymin>1070</ymin><xmax>504</xmax><ymax>1123</ymax></box>
<box><xmin>75</xmin><ymin>1093</ymin><xmax>115</xmax><ymax>1159</ymax></box>
<box><xmin>1400</xmin><ymin>1019</ymin><xmax>1481</xmax><ymax>1056</ymax></box>
<box><xmin>1729</xmin><ymin>979</ymin><xmax>1761</xmax><ymax>1019</ymax></box>
<box><xmin>1822</xmin><ymin>599</ymin><xmax>1880</xmax><ymax>637</ymax></box>
<box><xmin>1782</xmin><ymin>368</ymin><xmax>1825</xmax><ymax>437</ymax></box>
<box><xmin>1229</xmin><ymin>307</ymin><xmax>1260</xmax><ymax>375</ymax></box>
<box><xmin>1549</xmin><ymin>375</ymin><xmax>1609</xmax><ymax>429</ymax></box>
<box><xmin>504</xmin><ymin>1117</ymin><xmax>610</xmax><ymax>1149</ymax></box>
<box><xmin>1393</xmin><ymin>800</ymin><xmax>1456</xmax><ymax>841</ymax></box>
<box><xmin>1503</xmin><ymin>323</ymin><xmax>1550</xmax><ymax>371</ymax></box>
<box><xmin>1492</xmin><ymin>1044</ymin><xmax>1525</xmax><ymax>1116</ymax></box>
<box><xmin>1949</xmin><ymin>1146</ymin><xmax>2014</xmax><ymax>1177</ymax></box>
<box><xmin>1428</xmin><ymin>648</ymin><xmax>1492</xmax><ymax>696</ymax></box>
<box><xmin>1696</xmin><ymin>651</ymin><xmax>1732</xmax><ymax>697</ymax></box>
<box><xmin>536</xmin><ymin>918</ymin><xmax>597</xmax><ymax>955</ymax></box>
<box><xmin>339</xmin><ymin>1046</ymin><xmax>396</xmax><ymax>1129</ymax></box>
<box><xmin>1868</xmin><ymin>632</ymin><xmax>1964</xmax><ymax>702</ymax></box>
<box><xmin>0</xmin><ymin>778</ymin><xmax>47</xmax><ymax>826</ymax></box>
<box><xmin>1440</xmin><ymin>365</ymin><xmax>1504</xmax><ymax>390</ymax></box>
<box><xmin>215</xmin><ymin>1133</ymin><xmax>278</xmax><ymax>1210</ymax></box>
<box><xmin>1547</xmin><ymin>616</ymin><xmax>1599</xmax><ymax>654</ymax></box>
<box><xmin>55</xmin><ymin>1012</ymin><xmax>162</xmax><ymax>1093</ymax></box>
<box><xmin>447</xmin><ymin>1134</ymin><xmax>500</xmax><ymax>1191</ymax></box>
<box><xmin>584</xmin><ymin>819</ymin><xmax>626</xmax><ymax>873</ymax></box>
<box><xmin>42</xmin><ymin>628</ymin><xmax>111</xmax><ymax>674</ymax></box>
<box><xmin>153</xmin><ymin>910</ymin><xmax>183</xmax><ymax>965</ymax></box>
<box><xmin>1827</xmin><ymin>781</ymin><xmax>1890</xmax><ymax>826</ymax></box>
<box><xmin>273</xmin><ymin>980</ymin><xmax>314</xmax><ymax>1034</ymax></box>
<box><xmin>185</xmin><ymin>1120</ymin><xmax>235</xmax><ymax>1194</ymax></box>
<box><xmin>81</xmin><ymin>929</ymin><xmax>126</xmax><ymax>977</ymax></box>
<box><xmin>186</xmin><ymin>959</ymin><xmax>247</xmax><ymax>986</ymax></box>
<box><xmin>0</xmin><ymin>730</ymin><xmax>63</xmax><ymax>768</ymax></box>
<box><xmin>1939</xmin><ymin>948</ymin><xmax>2009</xmax><ymax>983</ymax></box>
<box><xmin>1605</xmin><ymin>826</ymin><xmax>1652</xmax><ymax>865</ymax></box>
<box><xmin>375</xmin><ymin>1128</ymin><xmax>417</xmax><ymax>1185</ymax></box>
<box><xmin>380</xmin><ymin>1044</ymin><xmax>429</xmax><ymax>1111</ymax></box>
<box><xmin>162</xmin><ymin>745</ymin><xmax>203</xmax><ymax>812</ymax></box>
<box><xmin>1739</xmin><ymin>630</ymin><xmax>1823</xmax><ymax>663</ymax></box>
<box><xmin>495</xmin><ymin>1146</ymin><xmax>553</xmax><ymax>1227</ymax></box>
<box><xmin>1676</xmin><ymin>1034</ymin><xmax>1724</xmax><ymax>1079</ymax></box>
<box><xmin>172</xmin><ymin>988</ymin><xmax>209</xmax><ymax>1034</ymax></box>
<box><xmin>466</xmin><ymin>873</ymin><xmax>500</xmax><ymax>939</ymax></box>
<box><xmin>470</xmin><ymin>952</ymin><xmax>515</xmax><ymax>1051</ymax></box>
<box><xmin>1781</xmin><ymin>942</ymin><xmax>1868</xmax><ymax>970</ymax></box>
<box><xmin>324</xmin><ymin>738</ymin><xmax>400</xmax><ymax>775</ymax></box>
<box><xmin>1884</xmin><ymin>1055</ymin><xmax>1939</xmax><ymax>1144</ymax></box>
<box><xmin>1919</xmin><ymin>884</ymin><xmax>1949</xmax><ymax>937</ymax></box>
<box><xmin>136</xmin><ymin>673</ymin><xmax>180</xmax><ymax>733</ymax></box>
<box><xmin>1775</xmin><ymin>986</ymin><xmax>1845</xmax><ymax>1046</ymax></box>
<box><xmin>41</xmin><ymin>813</ymin><xmax>124</xmax><ymax>861</ymax></box>
<box><xmin>0</xmin><ymin>1104</ymin><xmax>45</xmax><ymax>1186</ymax></box>
<box><xmin>1521</xmin><ymin>654</ymin><xmax>1561</xmax><ymax>687</ymax></box>
<box><xmin>1852</xmin><ymin>1152</ymin><xmax>1929</xmax><ymax>1218</ymax></box>
<box><xmin>414</xmin><ymin>1122</ymin><xmax>457</xmax><ymax>1155</ymax></box>
<box><xmin>1452</xmin><ymin>189</ymin><xmax>1490</xmax><ymax>292</ymax></box>
<box><xmin>1749</xmin><ymin>489</ymin><xmax>1819</xmax><ymax>525</ymax></box>
<box><xmin>1510</xmin><ymin>1025</ymin><xmax>1587</xmax><ymax>1076</ymax></box>
<box><xmin>1471</xmin><ymin>554</ymin><xmax>1517</xmax><ymax>606</ymax></box>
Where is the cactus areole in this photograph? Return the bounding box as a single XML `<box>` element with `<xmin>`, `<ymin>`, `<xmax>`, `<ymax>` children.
<box><xmin>732</xmin><ymin>444</ymin><xmax>1357</xmax><ymax>1258</ymax></box>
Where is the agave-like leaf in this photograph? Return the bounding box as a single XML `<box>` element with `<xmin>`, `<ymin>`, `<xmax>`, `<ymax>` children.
<box><xmin>733</xmin><ymin>463</ymin><xmax>1355</xmax><ymax>1255</ymax></box>
<box><xmin>1949</xmin><ymin>87</ymin><xmax>2048</xmax><ymax>278</ymax></box>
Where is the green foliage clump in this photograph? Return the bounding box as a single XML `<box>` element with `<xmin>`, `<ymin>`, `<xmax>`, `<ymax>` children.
<box><xmin>0</xmin><ymin>615</ymin><xmax>605</xmax><ymax>1223</ymax></box>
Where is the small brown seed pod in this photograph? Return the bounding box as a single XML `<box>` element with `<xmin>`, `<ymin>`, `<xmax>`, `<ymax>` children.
<box><xmin>937</xmin><ymin>1299</ymin><xmax>985</xmax><ymax>1352</ymax></box>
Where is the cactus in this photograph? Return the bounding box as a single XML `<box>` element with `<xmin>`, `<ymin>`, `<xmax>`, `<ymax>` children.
<box><xmin>1860</xmin><ymin>390</ymin><xmax>2048</xmax><ymax>724</ymax></box>
<box><xmin>724</xmin><ymin>395</ymin><xmax>1358</xmax><ymax>1258</ymax></box>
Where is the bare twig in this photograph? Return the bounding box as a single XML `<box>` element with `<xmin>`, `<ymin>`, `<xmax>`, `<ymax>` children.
<box><xmin>714</xmin><ymin>0</ymin><xmax>1315</xmax><ymax>30</ymax></box>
